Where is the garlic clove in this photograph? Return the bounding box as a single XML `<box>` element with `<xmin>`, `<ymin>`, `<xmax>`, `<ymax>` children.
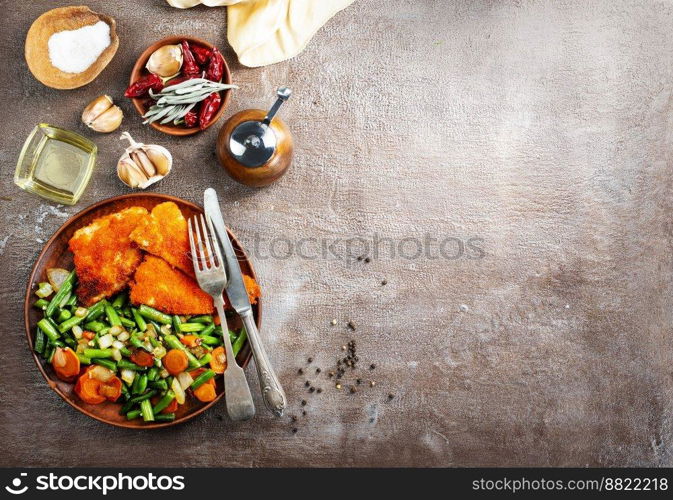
<box><xmin>131</xmin><ymin>150</ymin><xmax>156</xmax><ymax>177</ymax></box>
<box><xmin>118</xmin><ymin>158</ymin><xmax>148</xmax><ymax>188</ymax></box>
<box><xmin>146</xmin><ymin>44</ymin><xmax>183</xmax><ymax>78</ymax></box>
<box><xmin>82</xmin><ymin>95</ymin><xmax>113</xmax><ymax>126</ymax></box>
<box><xmin>89</xmin><ymin>105</ymin><xmax>123</xmax><ymax>133</ymax></box>
<box><xmin>143</xmin><ymin>146</ymin><xmax>172</xmax><ymax>176</ymax></box>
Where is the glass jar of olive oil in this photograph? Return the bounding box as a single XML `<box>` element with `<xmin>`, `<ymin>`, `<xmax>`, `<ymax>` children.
<box><xmin>14</xmin><ymin>124</ymin><xmax>97</xmax><ymax>205</ymax></box>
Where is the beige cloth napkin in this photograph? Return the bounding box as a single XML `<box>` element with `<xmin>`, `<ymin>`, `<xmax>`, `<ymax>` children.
<box><xmin>166</xmin><ymin>0</ymin><xmax>354</xmax><ymax>67</ymax></box>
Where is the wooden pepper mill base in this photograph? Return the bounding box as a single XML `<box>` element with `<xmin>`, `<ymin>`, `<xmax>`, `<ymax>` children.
<box><xmin>216</xmin><ymin>109</ymin><xmax>293</xmax><ymax>187</ymax></box>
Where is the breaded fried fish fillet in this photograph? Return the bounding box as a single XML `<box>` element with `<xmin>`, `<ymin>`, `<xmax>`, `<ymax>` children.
<box><xmin>129</xmin><ymin>202</ymin><xmax>194</xmax><ymax>276</ymax></box>
<box><xmin>69</xmin><ymin>207</ymin><xmax>148</xmax><ymax>305</ymax></box>
<box><xmin>129</xmin><ymin>255</ymin><xmax>214</xmax><ymax>315</ymax></box>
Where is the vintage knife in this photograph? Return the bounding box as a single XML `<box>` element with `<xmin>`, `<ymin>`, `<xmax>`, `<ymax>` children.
<box><xmin>204</xmin><ymin>188</ymin><xmax>287</xmax><ymax>416</ymax></box>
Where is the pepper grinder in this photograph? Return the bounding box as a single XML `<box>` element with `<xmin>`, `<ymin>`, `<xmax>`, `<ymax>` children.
<box><xmin>216</xmin><ymin>87</ymin><xmax>293</xmax><ymax>187</ymax></box>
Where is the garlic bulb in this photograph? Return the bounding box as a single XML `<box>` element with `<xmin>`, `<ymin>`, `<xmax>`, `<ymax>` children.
<box><xmin>117</xmin><ymin>132</ymin><xmax>172</xmax><ymax>189</ymax></box>
<box><xmin>82</xmin><ymin>95</ymin><xmax>123</xmax><ymax>133</ymax></box>
<box><xmin>146</xmin><ymin>44</ymin><xmax>183</xmax><ymax>78</ymax></box>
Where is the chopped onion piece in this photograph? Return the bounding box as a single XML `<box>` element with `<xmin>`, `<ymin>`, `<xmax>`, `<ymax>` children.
<box><xmin>47</xmin><ymin>268</ymin><xmax>69</xmax><ymax>291</ymax></box>
<box><xmin>74</xmin><ymin>307</ymin><xmax>88</xmax><ymax>318</ymax></box>
<box><xmin>153</xmin><ymin>345</ymin><xmax>167</xmax><ymax>359</ymax></box>
<box><xmin>146</xmin><ymin>323</ymin><xmax>158</xmax><ymax>337</ymax></box>
<box><xmin>72</xmin><ymin>325</ymin><xmax>83</xmax><ymax>339</ymax></box>
<box><xmin>160</xmin><ymin>368</ymin><xmax>170</xmax><ymax>379</ymax></box>
<box><xmin>112</xmin><ymin>340</ymin><xmax>124</xmax><ymax>350</ymax></box>
<box><xmin>112</xmin><ymin>349</ymin><xmax>122</xmax><ymax>362</ymax></box>
<box><xmin>109</xmin><ymin>325</ymin><xmax>123</xmax><ymax>336</ymax></box>
<box><xmin>117</xmin><ymin>330</ymin><xmax>130</xmax><ymax>342</ymax></box>
<box><xmin>90</xmin><ymin>365</ymin><xmax>115</xmax><ymax>382</ymax></box>
<box><xmin>120</xmin><ymin>368</ymin><xmax>135</xmax><ymax>385</ymax></box>
<box><xmin>160</xmin><ymin>324</ymin><xmax>172</xmax><ymax>336</ymax></box>
<box><xmin>172</xmin><ymin>376</ymin><xmax>186</xmax><ymax>404</ymax></box>
<box><xmin>177</xmin><ymin>371</ymin><xmax>193</xmax><ymax>390</ymax></box>
<box><xmin>98</xmin><ymin>334</ymin><xmax>114</xmax><ymax>349</ymax></box>
<box><xmin>35</xmin><ymin>282</ymin><xmax>53</xmax><ymax>298</ymax></box>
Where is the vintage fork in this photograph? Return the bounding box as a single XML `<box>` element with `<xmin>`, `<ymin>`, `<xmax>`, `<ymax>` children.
<box><xmin>188</xmin><ymin>214</ymin><xmax>255</xmax><ymax>421</ymax></box>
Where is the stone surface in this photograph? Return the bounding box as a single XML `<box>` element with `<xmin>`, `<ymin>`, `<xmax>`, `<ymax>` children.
<box><xmin>1</xmin><ymin>0</ymin><xmax>672</xmax><ymax>467</ymax></box>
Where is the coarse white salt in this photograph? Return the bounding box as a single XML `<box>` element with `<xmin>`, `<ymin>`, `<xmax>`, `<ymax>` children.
<box><xmin>47</xmin><ymin>21</ymin><xmax>111</xmax><ymax>74</ymax></box>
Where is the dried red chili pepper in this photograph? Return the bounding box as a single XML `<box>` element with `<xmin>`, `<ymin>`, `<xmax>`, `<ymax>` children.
<box><xmin>205</xmin><ymin>47</ymin><xmax>224</xmax><ymax>82</ymax></box>
<box><xmin>181</xmin><ymin>40</ymin><xmax>201</xmax><ymax>77</ymax></box>
<box><xmin>198</xmin><ymin>92</ymin><xmax>221</xmax><ymax>129</ymax></box>
<box><xmin>191</xmin><ymin>45</ymin><xmax>212</xmax><ymax>66</ymax></box>
<box><xmin>184</xmin><ymin>110</ymin><xmax>198</xmax><ymax>128</ymax></box>
<box><xmin>124</xmin><ymin>74</ymin><xmax>164</xmax><ymax>97</ymax></box>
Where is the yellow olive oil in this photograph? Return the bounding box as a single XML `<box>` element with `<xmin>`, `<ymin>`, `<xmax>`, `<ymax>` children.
<box><xmin>15</xmin><ymin>124</ymin><xmax>97</xmax><ymax>205</ymax></box>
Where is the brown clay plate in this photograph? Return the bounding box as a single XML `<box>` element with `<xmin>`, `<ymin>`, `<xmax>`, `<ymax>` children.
<box><xmin>23</xmin><ymin>193</ymin><xmax>260</xmax><ymax>428</ymax></box>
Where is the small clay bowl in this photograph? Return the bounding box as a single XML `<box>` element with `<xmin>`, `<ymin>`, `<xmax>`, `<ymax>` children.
<box><xmin>129</xmin><ymin>36</ymin><xmax>232</xmax><ymax>136</ymax></box>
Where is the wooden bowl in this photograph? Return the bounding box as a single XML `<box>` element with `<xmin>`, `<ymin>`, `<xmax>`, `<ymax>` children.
<box><xmin>129</xmin><ymin>36</ymin><xmax>232</xmax><ymax>136</ymax></box>
<box><xmin>25</xmin><ymin>6</ymin><xmax>119</xmax><ymax>90</ymax></box>
<box><xmin>23</xmin><ymin>194</ymin><xmax>260</xmax><ymax>428</ymax></box>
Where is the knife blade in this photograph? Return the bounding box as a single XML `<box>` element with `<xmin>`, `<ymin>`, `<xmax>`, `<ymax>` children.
<box><xmin>203</xmin><ymin>188</ymin><xmax>251</xmax><ymax>315</ymax></box>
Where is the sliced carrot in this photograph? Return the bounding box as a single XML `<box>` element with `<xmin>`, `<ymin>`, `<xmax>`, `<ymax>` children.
<box><xmin>210</xmin><ymin>346</ymin><xmax>226</xmax><ymax>374</ymax></box>
<box><xmin>213</xmin><ymin>315</ymin><xmax>221</xmax><ymax>326</ymax></box>
<box><xmin>163</xmin><ymin>349</ymin><xmax>188</xmax><ymax>375</ymax></box>
<box><xmin>193</xmin><ymin>383</ymin><xmax>216</xmax><ymax>402</ymax></box>
<box><xmin>99</xmin><ymin>376</ymin><xmax>122</xmax><ymax>402</ymax></box>
<box><xmin>52</xmin><ymin>347</ymin><xmax>80</xmax><ymax>381</ymax></box>
<box><xmin>130</xmin><ymin>349</ymin><xmax>155</xmax><ymax>367</ymax></box>
<box><xmin>180</xmin><ymin>335</ymin><xmax>200</xmax><ymax>348</ymax></box>
<box><xmin>74</xmin><ymin>374</ymin><xmax>105</xmax><ymax>404</ymax></box>
<box><xmin>82</xmin><ymin>330</ymin><xmax>95</xmax><ymax>340</ymax></box>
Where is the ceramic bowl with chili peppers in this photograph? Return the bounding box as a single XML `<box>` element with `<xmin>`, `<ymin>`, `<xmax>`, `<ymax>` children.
<box><xmin>126</xmin><ymin>36</ymin><xmax>235</xmax><ymax>136</ymax></box>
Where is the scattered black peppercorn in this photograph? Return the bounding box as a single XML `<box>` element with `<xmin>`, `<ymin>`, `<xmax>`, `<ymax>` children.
<box><xmin>316</xmin><ymin>368</ymin><xmax>321</xmax><ymax>374</ymax></box>
<box><xmin>387</xmin><ymin>393</ymin><xmax>395</xmax><ymax>400</ymax></box>
<box><xmin>381</xmin><ymin>280</ymin><xmax>387</xmax><ymax>285</ymax></box>
<box><xmin>302</xmin><ymin>410</ymin><xmax>307</xmax><ymax>416</ymax></box>
<box><xmin>298</xmin><ymin>368</ymin><xmax>304</xmax><ymax>375</ymax></box>
<box><xmin>350</xmin><ymin>386</ymin><xmax>357</xmax><ymax>394</ymax></box>
<box><xmin>347</xmin><ymin>321</ymin><xmax>356</xmax><ymax>330</ymax></box>
<box><xmin>356</xmin><ymin>378</ymin><xmax>362</xmax><ymax>385</ymax></box>
<box><xmin>370</xmin><ymin>417</ymin><xmax>375</xmax><ymax>423</ymax></box>
<box><xmin>292</xmin><ymin>428</ymin><xmax>298</xmax><ymax>434</ymax></box>
<box><xmin>307</xmin><ymin>357</ymin><xmax>313</xmax><ymax>363</ymax></box>
<box><xmin>370</xmin><ymin>364</ymin><xmax>376</xmax><ymax>370</ymax></box>
<box><xmin>301</xmin><ymin>400</ymin><xmax>307</xmax><ymax>406</ymax></box>
<box><xmin>304</xmin><ymin>381</ymin><xmax>310</xmax><ymax>387</ymax></box>
<box><xmin>328</xmin><ymin>372</ymin><xmax>334</xmax><ymax>378</ymax></box>
<box><xmin>309</xmin><ymin>387</ymin><xmax>315</xmax><ymax>393</ymax></box>
<box><xmin>364</xmin><ymin>257</ymin><xmax>371</xmax><ymax>263</ymax></box>
<box><xmin>291</xmin><ymin>415</ymin><xmax>298</xmax><ymax>422</ymax></box>
<box><xmin>357</xmin><ymin>256</ymin><xmax>363</xmax><ymax>261</ymax></box>
<box><xmin>317</xmin><ymin>388</ymin><xmax>322</xmax><ymax>393</ymax></box>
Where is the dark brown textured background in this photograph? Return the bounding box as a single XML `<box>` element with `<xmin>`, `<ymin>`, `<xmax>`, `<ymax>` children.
<box><xmin>1</xmin><ymin>0</ymin><xmax>672</xmax><ymax>467</ymax></box>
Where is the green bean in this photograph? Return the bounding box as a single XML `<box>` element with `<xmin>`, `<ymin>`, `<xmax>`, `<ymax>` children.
<box><xmin>198</xmin><ymin>353</ymin><xmax>212</xmax><ymax>366</ymax></box>
<box><xmin>129</xmin><ymin>333</ymin><xmax>145</xmax><ymax>351</ymax></box>
<box><xmin>191</xmin><ymin>369</ymin><xmax>215</xmax><ymax>390</ymax></box>
<box><xmin>112</xmin><ymin>293</ymin><xmax>126</xmax><ymax>309</ymax></box>
<box><xmin>44</xmin><ymin>270</ymin><xmax>76</xmax><ymax>317</ymax></box>
<box><xmin>147</xmin><ymin>367</ymin><xmax>159</xmax><ymax>382</ymax></box>
<box><xmin>85</xmin><ymin>300</ymin><xmax>107</xmax><ymax>321</ymax></box>
<box><xmin>63</xmin><ymin>337</ymin><xmax>76</xmax><ymax>348</ymax></box>
<box><xmin>92</xmin><ymin>358</ymin><xmax>116</xmax><ymax>371</ymax></box>
<box><xmin>56</xmin><ymin>309</ymin><xmax>72</xmax><ymax>322</ymax></box>
<box><xmin>120</xmin><ymin>347</ymin><xmax>133</xmax><ymax>357</ymax></box>
<box><xmin>232</xmin><ymin>327</ymin><xmax>247</xmax><ymax>357</ymax></box>
<box><xmin>83</xmin><ymin>348</ymin><xmax>114</xmax><ymax>359</ymax></box>
<box><xmin>132</xmin><ymin>308</ymin><xmax>147</xmax><ymax>332</ymax></box>
<box><xmin>178</xmin><ymin>322</ymin><xmax>206</xmax><ymax>333</ymax></box>
<box><xmin>45</xmin><ymin>346</ymin><xmax>55</xmax><ymax>362</ymax></box>
<box><xmin>117</xmin><ymin>359</ymin><xmax>146</xmax><ymax>371</ymax></box>
<box><xmin>148</xmin><ymin>335</ymin><xmax>161</xmax><ymax>348</ymax></box>
<box><xmin>149</xmin><ymin>379</ymin><xmax>168</xmax><ymax>391</ymax></box>
<box><xmin>105</xmin><ymin>305</ymin><xmax>121</xmax><ymax>327</ymax></box>
<box><xmin>76</xmin><ymin>353</ymin><xmax>91</xmax><ymax>364</ymax></box>
<box><xmin>164</xmin><ymin>335</ymin><xmax>200</xmax><ymax>368</ymax></box>
<box><xmin>57</xmin><ymin>315</ymin><xmax>85</xmax><ymax>333</ymax></box>
<box><xmin>190</xmin><ymin>315</ymin><xmax>213</xmax><ymax>324</ymax></box>
<box><xmin>66</xmin><ymin>293</ymin><xmax>78</xmax><ymax>307</ymax></box>
<box><xmin>198</xmin><ymin>335</ymin><xmax>221</xmax><ymax>346</ymax></box>
<box><xmin>154</xmin><ymin>413</ymin><xmax>175</xmax><ymax>422</ymax></box>
<box><xmin>152</xmin><ymin>390</ymin><xmax>175</xmax><ymax>414</ymax></box>
<box><xmin>120</xmin><ymin>316</ymin><xmax>135</xmax><ymax>329</ymax></box>
<box><xmin>34</xmin><ymin>328</ymin><xmax>46</xmax><ymax>354</ymax></box>
<box><xmin>84</xmin><ymin>321</ymin><xmax>106</xmax><ymax>333</ymax></box>
<box><xmin>138</xmin><ymin>305</ymin><xmax>171</xmax><ymax>325</ymax></box>
<box><xmin>49</xmin><ymin>339</ymin><xmax>65</xmax><ymax>348</ymax></box>
<box><xmin>140</xmin><ymin>399</ymin><xmax>154</xmax><ymax>422</ymax></box>
<box><xmin>197</xmin><ymin>323</ymin><xmax>216</xmax><ymax>338</ymax></box>
<box><xmin>132</xmin><ymin>374</ymin><xmax>148</xmax><ymax>395</ymax></box>
<box><xmin>172</xmin><ymin>315</ymin><xmax>181</xmax><ymax>333</ymax></box>
<box><xmin>33</xmin><ymin>298</ymin><xmax>49</xmax><ymax>310</ymax></box>
<box><xmin>37</xmin><ymin>318</ymin><xmax>61</xmax><ymax>342</ymax></box>
<box><xmin>128</xmin><ymin>389</ymin><xmax>157</xmax><ymax>405</ymax></box>
<box><xmin>126</xmin><ymin>409</ymin><xmax>142</xmax><ymax>420</ymax></box>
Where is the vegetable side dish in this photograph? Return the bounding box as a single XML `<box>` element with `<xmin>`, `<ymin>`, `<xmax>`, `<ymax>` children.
<box><xmin>32</xmin><ymin>201</ymin><xmax>261</xmax><ymax>423</ymax></box>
